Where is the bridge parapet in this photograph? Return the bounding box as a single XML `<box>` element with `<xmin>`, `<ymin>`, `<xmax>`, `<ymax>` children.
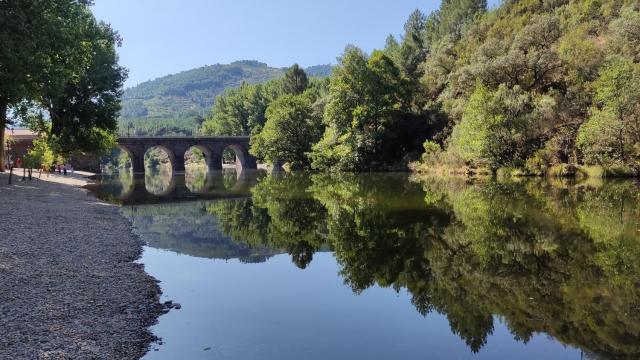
<box><xmin>117</xmin><ymin>136</ymin><xmax>257</xmax><ymax>174</ymax></box>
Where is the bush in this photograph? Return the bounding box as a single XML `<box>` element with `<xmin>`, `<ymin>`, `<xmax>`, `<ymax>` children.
<box><xmin>421</xmin><ymin>141</ymin><xmax>442</xmax><ymax>164</ymax></box>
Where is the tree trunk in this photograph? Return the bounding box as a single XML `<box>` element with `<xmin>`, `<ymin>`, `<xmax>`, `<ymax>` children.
<box><xmin>0</xmin><ymin>100</ymin><xmax>7</xmax><ymax>172</ymax></box>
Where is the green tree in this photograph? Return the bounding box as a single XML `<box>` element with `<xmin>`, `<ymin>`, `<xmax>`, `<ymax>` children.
<box><xmin>201</xmin><ymin>80</ymin><xmax>281</xmax><ymax>136</ymax></box>
<box><xmin>0</xmin><ymin>1</ymin><xmax>77</xmax><ymax>169</ymax></box>
<box><xmin>398</xmin><ymin>10</ymin><xmax>428</xmax><ymax>82</ymax></box>
<box><xmin>311</xmin><ymin>47</ymin><xmax>423</xmax><ymax>171</ymax></box>
<box><xmin>0</xmin><ymin>0</ymin><xmax>124</xmax><ymax>169</ymax></box>
<box><xmin>282</xmin><ymin>64</ymin><xmax>309</xmax><ymax>95</ymax></box>
<box><xmin>577</xmin><ymin>57</ymin><xmax>640</xmax><ymax>167</ymax></box>
<box><xmin>42</xmin><ymin>19</ymin><xmax>126</xmax><ymax>156</ymax></box>
<box><xmin>425</xmin><ymin>0</ymin><xmax>487</xmax><ymax>46</ymax></box>
<box><xmin>24</xmin><ymin>137</ymin><xmax>55</xmax><ymax>172</ymax></box>
<box><xmin>250</xmin><ymin>94</ymin><xmax>322</xmax><ymax>169</ymax></box>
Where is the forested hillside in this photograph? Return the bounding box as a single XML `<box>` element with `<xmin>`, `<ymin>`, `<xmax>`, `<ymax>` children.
<box><xmin>119</xmin><ymin>61</ymin><xmax>331</xmax><ymax>136</ymax></box>
<box><xmin>201</xmin><ymin>0</ymin><xmax>640</xmax><ymax>176</ymax></box>
<box><xmin>415</xmin><ymin>0</ymin><xmax>640</xmax><ymax>177</ymax></box>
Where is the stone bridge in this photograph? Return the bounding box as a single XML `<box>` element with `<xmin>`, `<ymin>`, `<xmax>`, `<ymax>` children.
<box><xmin>118</xmin><ymin>136</ymin><xmax>257</xmax><ymax>173</ymax></box>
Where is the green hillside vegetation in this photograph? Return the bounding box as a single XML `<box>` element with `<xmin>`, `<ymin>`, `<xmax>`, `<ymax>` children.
<box><xmin>413</xmin><ymin>0</ymin><xmax>640</xmax><ymax>177</ymax></box>
<box><xmin>201</xmin><ymin>0</ymin><xmax>640</xmax><ymax>176</ymax></box>
<box><xmin>119</xmin><ymin>61</ymin><xmax>332</xmax><ymax>136</ymax></box>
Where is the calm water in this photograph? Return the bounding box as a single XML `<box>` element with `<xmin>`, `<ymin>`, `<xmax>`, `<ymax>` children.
<box><xmin>88</xmin><ymin>169</ymin><xmax>640</xmax><ymax>360</ymax></box>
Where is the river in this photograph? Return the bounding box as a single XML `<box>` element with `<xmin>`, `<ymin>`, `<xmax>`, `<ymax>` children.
<box><xmin>88</xmin><ymin>168</ymin><xmax>640</xmax><ymax>359</ymax></box>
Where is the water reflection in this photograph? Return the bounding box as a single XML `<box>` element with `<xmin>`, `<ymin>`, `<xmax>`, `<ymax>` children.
<box><xmin>88</xmin><ymin>169</ymin><xmax>263</xmax><ymax>205</ymax></box>
<box><xmin>90</xmin><ymin>172</ymin><xmax>640</xmax><ymax>358</ymax></box>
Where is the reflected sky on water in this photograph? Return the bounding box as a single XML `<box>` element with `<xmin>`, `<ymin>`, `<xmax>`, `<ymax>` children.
<box><xmin>89</xmin><ymin>169</ymin><xmax>640</xmax><ymax>359</ymax></box>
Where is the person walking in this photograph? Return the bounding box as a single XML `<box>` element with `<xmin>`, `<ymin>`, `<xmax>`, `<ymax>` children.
<box><xmin>63</xmin><ymin>164</ymin><xmax>67</xmax><ymax>176</ymax></box>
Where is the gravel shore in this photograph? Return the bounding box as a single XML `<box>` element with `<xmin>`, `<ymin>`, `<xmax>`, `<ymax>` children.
<box><xmin>0</xmin><ymin>173</ymin><xmax>163</xmax><ymax>359</ymax></box>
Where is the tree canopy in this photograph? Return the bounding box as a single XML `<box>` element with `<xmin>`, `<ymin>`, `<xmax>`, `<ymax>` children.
<box><xmin>0</xmin><ymin>0</ymin><xmax>125</xmax><ymax>168</ymax></box>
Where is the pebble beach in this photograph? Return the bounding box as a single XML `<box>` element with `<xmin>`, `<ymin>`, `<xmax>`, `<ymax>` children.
<box><xmin>0</xmin><ymin>172</ymin><xmax>163</xmax><ymax>359</ymax></box>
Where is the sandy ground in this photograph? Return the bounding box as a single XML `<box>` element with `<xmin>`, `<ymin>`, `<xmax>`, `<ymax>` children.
<box><xmin>0</xmin><ymin>172</ymin><xmax>164</xmax><ymax>359</ymax></box>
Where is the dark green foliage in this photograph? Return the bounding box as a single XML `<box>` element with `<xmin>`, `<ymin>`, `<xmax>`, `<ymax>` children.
<box><xmin>250</xmin><ymin>93</ymin><xmax>323</xmax><ymax>169</ymax></box>
<box><xmin>425</xmin><ymin>0</ymin><xmax>487</xmax><ymax>46</ymax></box>
<box><xmin>310</xmin><ymin>48</ymin><xmax>429</xmax><ymax>171</ymax></box>
<box><xmin>399</xmin><ymin>10</ymin><xmax>428</xmax><ymax>82</ymax></box>
<box><xmin>282</xmin><ymin>64</ymin><xmax>309</xmax><ymax>95</ymax></box>
<box><xmin>43</xmin><ymin>20</ymin><xmax>126</xmax><ymax>155</ymax></box>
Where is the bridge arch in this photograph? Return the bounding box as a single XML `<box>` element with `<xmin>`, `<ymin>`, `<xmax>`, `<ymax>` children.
<box><xmin>144</xmin><ymin>145</ymin><xmax>175</xmax><ymax>173</ymax></box>
<box><xmin>116</xmin><ymin>146</ymin><xmax>134</xmax><ymax>172</ymax></box>
<box><xmin>222</xmin><ymin>144</ymin><xmax>257</xmax><ymax>170</ymax></box>
<box><xmin>185</xmin><ymin>145</ymin><xmax>212</xmax><ymax>170</ymax></box>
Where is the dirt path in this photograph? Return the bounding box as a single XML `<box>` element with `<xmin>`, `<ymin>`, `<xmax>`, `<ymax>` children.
<box><xmin>0</xmin><ymin>173</ymin><xmax>162</xmax><ymax>359</ymax></box>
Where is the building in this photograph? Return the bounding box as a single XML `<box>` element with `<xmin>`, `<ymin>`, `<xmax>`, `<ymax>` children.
<box><xmin>4</xmin><ymin>128</ymin><xmax>37</xmax><ymax>167</ymax></box>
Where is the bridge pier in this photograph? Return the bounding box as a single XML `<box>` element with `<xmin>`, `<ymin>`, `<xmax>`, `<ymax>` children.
<box><xmin>209</xmin><ymin>149</ymin><xmax>223</xmax><ymax>170</ymax></box>
<box><xmin>173</xmin><ymin>147</ymin><xmax>187</xmax><ymax>173</ymax></box>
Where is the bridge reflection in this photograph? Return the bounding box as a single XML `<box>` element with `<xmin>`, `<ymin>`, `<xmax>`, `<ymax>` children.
<box><xmin>88</xmin><ymin>169</ymin><xmax>266</xmax><ymax>205</ymax></box>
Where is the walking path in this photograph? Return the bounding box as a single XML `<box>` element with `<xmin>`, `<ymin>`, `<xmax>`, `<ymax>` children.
<box><xmin>0</xmin><ymin>171</ymin><xmax>163</xmax><ymax>359</ymax></box>
<box><xmin>5</xmin><ymin>168</ymin><xmax>95</xmax><ymax>187</ymax></box>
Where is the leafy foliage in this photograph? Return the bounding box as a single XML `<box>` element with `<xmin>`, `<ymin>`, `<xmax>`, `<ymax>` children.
<box><xmin>310</xmin><ymin>48</ymin><xmax>425</xmax><ymax>171</ymax></box>
<box><xmin>250</xmin><ymin>93</ymin><xmax>323</xmax><ymax>169</ymax></box>
<box><xmin>414</xmin><ymin>0</ymin><xmax>640</xmax><ymax>175</ymax></box>
<box><xmin>282</xmin><ymin>64</ymin><xmax>309</xmax><ymax>95</ymax></box>
<box><xmin>201</xmin><ymin>80</ymin><xmax>282</xmax><ymax>136</ymax></box>
<box><xmin>0</xmin><ymin>0</ymin><xmax>124</xmax><ymax>167</ymax></box>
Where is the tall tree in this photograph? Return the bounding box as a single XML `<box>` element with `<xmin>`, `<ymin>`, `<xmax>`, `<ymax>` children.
<box><xmin>399</xmin><ymin>9</ymin><xmax>428</xmax><ymax>81</ymax></box>
<box><xmin>201</xmin><ymin>80</ymin><xmax>282</xmax><ymax>136</ymax></box>
<box><xmin>42</xmin><ymin>19</ymin><xmax>127</xmax><ymax>155</ymax></box>
<box><xmin>250</xmin><ymin>94</ymin><xmax>322</xmax><ymax>169</ymax></box>
<box><xmin>425</xmin><ymin>0</ymin><xmax>487</xmax><ymax>46</ymax></box>
<box><xmin>311</xmin><ymin>47</ymin><xmax>419</xmax><ymax>171</ymax></box>
<box><xmin>282</xmin><ymin>64</ymin><xmax>309</xmax><ymax>95</ymax></box>
<box><xmin>0</xmin><ymin>0</ymin><xmax>54</xmax><ymax>170</ymax></box>
<box><xmin>0</xmin><ymin>0</ymin><xmax>124</xmax><ymax>168</ymax></box>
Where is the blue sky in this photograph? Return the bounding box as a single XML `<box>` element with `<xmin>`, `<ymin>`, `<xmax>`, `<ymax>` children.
<box><xmin>92</xmin><ymin>0</ymin><xmax>499</xmax><ymax>88</ymax></box>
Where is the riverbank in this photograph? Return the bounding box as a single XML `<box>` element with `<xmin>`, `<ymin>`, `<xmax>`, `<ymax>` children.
<box><xmin>0</xmin><ymin>172</ymin><xmax>163</xmax><ymax>359</ymax></box>
<box><xmin>410</xmin><ymin>162</ymin><xmax>640</xmax><ymax>179</ymax></box>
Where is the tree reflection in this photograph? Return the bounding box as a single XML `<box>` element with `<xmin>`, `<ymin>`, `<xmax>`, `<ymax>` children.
<box><xmin>181</xmin><ymin>172</ymin><xmax>640</xmax><ymax>357</ymax></box>
<box><xmin>207</xmin><ymin>172</ymin><xmax>327</xmax><ymax>269</ymax></box>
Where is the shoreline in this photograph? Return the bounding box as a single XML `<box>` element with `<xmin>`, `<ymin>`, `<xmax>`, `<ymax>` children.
<box><xmin>410</xmin><ymin>162</ymin><xmax>640</xmax><ymax>179</ymax></box>
<box><xmin>0</xmin><ymin>172</ymin><xmax>164</xmax><ymax>359</ymax></box>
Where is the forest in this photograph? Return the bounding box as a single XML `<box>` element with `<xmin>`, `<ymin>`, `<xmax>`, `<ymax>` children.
<box><xmin>201</xmin><ymin>0</ymin><xmax>640</xmax><ymax>176</ymax></box>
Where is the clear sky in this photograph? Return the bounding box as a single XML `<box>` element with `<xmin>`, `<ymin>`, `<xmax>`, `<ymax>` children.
<box><xmin>91</xmin><ymin>0</ymin><xmax>499</xmax><ymax>88</ymax></box>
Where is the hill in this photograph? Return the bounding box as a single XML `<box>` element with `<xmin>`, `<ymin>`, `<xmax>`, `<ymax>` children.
<box><xmin>119</xmin><ymin>61</ymin><xmax>332</xmax><ymax>136</ymax></box>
